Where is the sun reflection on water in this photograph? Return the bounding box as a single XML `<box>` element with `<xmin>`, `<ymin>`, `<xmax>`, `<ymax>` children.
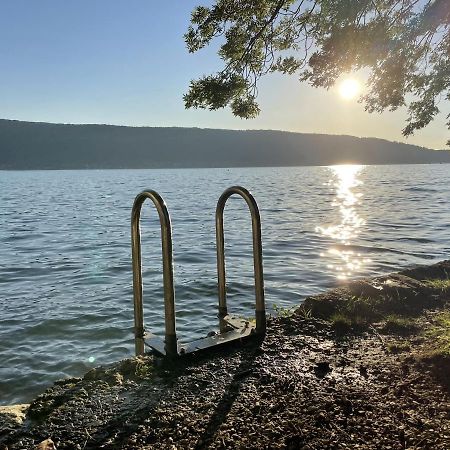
<box><xmin>316</xmin><ymin>165</ymin><xmax>370</xmax><ymax>280</ymax></box>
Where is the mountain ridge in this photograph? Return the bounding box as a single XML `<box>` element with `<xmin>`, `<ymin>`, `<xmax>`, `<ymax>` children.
<box><xmin>1</xmin><ymin>119</ymin><xmax>449</xmax><ymax>169</ymax></box>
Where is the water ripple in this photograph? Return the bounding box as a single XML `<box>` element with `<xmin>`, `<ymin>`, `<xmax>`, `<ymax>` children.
<box><xmin>1</xmin><ymin>164</ymin><xmax>449</xmax><ymax>405</ymax></box>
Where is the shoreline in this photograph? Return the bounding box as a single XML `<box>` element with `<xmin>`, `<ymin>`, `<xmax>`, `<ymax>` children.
<box><xmin>2</xmin><ymin>162</ymin><xmax>450</xmax><ymax>171</ymax></box>
<box><xmin>1</xmin><ymin>261</ymin><xmax>449</xmax><ymax>449</ymax></box>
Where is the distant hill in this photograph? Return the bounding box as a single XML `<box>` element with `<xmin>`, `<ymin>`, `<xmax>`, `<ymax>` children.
<box><xmin>1</xmin><ymin>119</ymin><xmax>449</xmax><ymax>169</ymax></box>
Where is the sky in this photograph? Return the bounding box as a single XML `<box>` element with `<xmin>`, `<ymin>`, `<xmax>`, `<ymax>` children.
<box><xmin>0</xmin><ymin>0</ymin><xmax>448</xmax><ymax>149</ymax></box>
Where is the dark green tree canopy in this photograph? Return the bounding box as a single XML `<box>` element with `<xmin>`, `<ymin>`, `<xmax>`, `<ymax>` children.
<box><xmin>184</xmin><ymin>0</ymin><xmax>449</xmax><ymax>143</ymax></box>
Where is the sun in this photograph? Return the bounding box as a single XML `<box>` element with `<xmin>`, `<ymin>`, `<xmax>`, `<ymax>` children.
<box><xmin>338</xmin><ymin>79</ymin><xmax>360</xmax><ymax>100</ymax></box>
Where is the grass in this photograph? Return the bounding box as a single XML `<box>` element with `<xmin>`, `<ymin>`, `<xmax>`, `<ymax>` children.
<box><xmin>327</xmin><ymin>295</ymin><xmax>382</xmax><ymax>332</ymax></box>
<box><xmin>305</xmin><ymin>292</ymin><xmax>401</xmax><ymax>324</ymax></box>
<box><xmin>387</xmin><ymin>341</ymin><xmax>411</xmax><ymax>353</ymax></box>
<box><xmin>272</xmin><ymin>303</ymin><xmax>295</xmax><ymax>318</ymax></box>
<box><xmin>341</xmin><ymin>295</ymin><xmax>382</xmax><ymax>320</ymax></box>
<box><xmin>422</xmin><ymin>310</ymin><xmax>450</xmax><ymax>358</ymax></box>
<box><xmin>329</xmin><ymin>313</ymin><xmax>352</xmax><ymax>328</ymax></box>
<box><xmin>381</xmin><ymin>315</ymin><xmax>418</xmax><ymax>334</ymax></box>
<box><xmin>415</xmin><ymin>310</ymin><xmax>450</xmax><ymax>390</ymax></box>
<box><xmin>423</xmin><ymin>278</ymin><xmax>450</xmax><ymax>292</ymax></box>
<box><xmin>381</xmin><ymin>311</ymin><xmax>450</xmax><ymax>360</ymax></box>
<box><xmin>306</xmin><ymin>277</ymin><xmax>450</xmax><ymax>329</ymax></box>
<box><xmin>329</xmin><ymin>312</ymin><xmax>368</xmax><ymax>332</ymax></box>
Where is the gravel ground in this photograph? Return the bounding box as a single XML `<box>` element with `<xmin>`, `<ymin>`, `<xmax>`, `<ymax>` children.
<box><xmin>1</xmin><ymin>265</ymin><xmax>450</xmax><ymax>449</ymax></box>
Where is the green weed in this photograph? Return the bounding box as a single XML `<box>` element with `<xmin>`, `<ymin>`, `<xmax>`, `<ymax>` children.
<box><xmin>381</xmin><ymin>315</ymin><xmax>418</xmax><ymax>334</ymax></box>
<box><xmin>134</xmin><ymin>358</ymin><xmax>154</xmax><ymax>379</ymax></box>
<box><xmin>329</xmin><ymin>312</ymin><xmax>367</xmax><ymax>332</ymax></box>
<box><xmin>387</xmin><ymin>341</ymin><xmax>411</xmax><ymax>353</ymax></box>
<box><xmin>423</xmin><ymin>311</ymin><xmax>450</xmax><ymax>358</ymax></box>
<box><xmin>272</xmin><ymin>303</ymin><xmax>295</xmax><ymax>318</ymax></box>
<box><xmin>423</xmin><ymin>278</ymin><xmax>450</xmax><ymax>292</ymax></box>
<box><xmin>296</xmin><ymin>304</ymin><xmax>312</xmax><ymax>319</ymax></box>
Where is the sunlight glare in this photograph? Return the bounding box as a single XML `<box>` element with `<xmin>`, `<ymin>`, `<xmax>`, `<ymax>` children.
<box><xmin>316</xmin><ymin>165</ymin><xmax>367</xmax><ymax>280</ymax></box>
<box><xmin>339</xmin><ymin>79</ymin><xmax>360</xmax><ymax>100</ymax></box>
<box><xmin>317</xmin><ymin>165</ymin><xmax>365</xmax><ymax>243</ymax></box>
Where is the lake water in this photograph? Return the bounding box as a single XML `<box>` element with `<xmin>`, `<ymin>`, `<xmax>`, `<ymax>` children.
<box><xmin>1</xmin><ymin>165</ymin><xmax>449</xmax><ymax>405</ymax></box>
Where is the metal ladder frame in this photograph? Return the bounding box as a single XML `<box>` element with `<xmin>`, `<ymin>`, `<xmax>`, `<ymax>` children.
<box><xmin>131</xmin><ymin>186</ymin><xmax>266</xmax><ymax>357</ymax></box>
<box><xmin>131</xmin><ymin>190</ymin><xmax>177</xmax><ymax>356</ymax></box>
<box><xmin>216</xmin><ymin>186</ymin><xmax>266</xmax><ymax>335</ymax></box>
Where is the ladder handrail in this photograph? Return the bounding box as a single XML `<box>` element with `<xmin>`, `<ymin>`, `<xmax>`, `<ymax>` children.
<box><xmin>216</xmin><ymin>186</ymin><xmax>266</xmax><ymax>334</ymax></box>
<box><xmin>131</xmin><ymin>190</ymin><xmax>177</xmax><ymax>356</ymax></box>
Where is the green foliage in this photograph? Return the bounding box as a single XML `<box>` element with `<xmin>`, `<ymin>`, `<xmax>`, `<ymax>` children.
<box><xmin>329</xmin><ymin>311</ymin><xmax>368</xmax><ymax>331</ymax></box>
<box><xmin>134</xmin><ymin>358</ymin><xmax>154</xmax><ymax>379</ymax></box>
<box><xmin>329</xmin><ymin>313</ymin><xmax>352</xmax><ymax>328</ymax></box>
<box><xmin>424</xmin><ymin>311</ymin><xmax>450</xmax><ymax>357</ymax></box>
<box><xmin>296</xmin><ymin>304</ymin><xmax>312</xmax><ymax>319</ymax></box>
<box><xmin>272</xmin><ymin>303</ymin><xmax>295</xmax><ymax>318</ymax></box>
<box><xmin>185</xmin><ymin>0</ymin><xmax>450</xmax><ymax>141</ymax></box>
<box><xmin>341</xmin><ymin>295</ymin><xmax>380</xmax><ymax>320</ymax></box>
<box><xmin>423</xmin><ymin>277</ymin><xmax>450</xmax><ymax>292</ymax></box>
<box><xmin>381</xmin><ymin>315</ymin><xmax>418</xmax><ymax>334</ymax></box>
<box><xmin>387</xmin><ymin>341</ymin><xmax>411</xmax><ymax>353</ymax></box>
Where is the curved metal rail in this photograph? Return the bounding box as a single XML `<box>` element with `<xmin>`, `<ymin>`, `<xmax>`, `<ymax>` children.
<box><xmin>216</xmin><ymin>186</ymin><xmax>266</xmax><ymax>334</ymax></box>
<box><xmin>131</xmin><ymin>190</ymin><xmax>177</xmax><ymax>356</ymax></box>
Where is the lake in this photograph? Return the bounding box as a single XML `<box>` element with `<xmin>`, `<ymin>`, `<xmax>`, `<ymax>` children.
<box><xmin>1</xmin><ymin>164</ymin><xmax>449</xmax><ymax>405</ymax></box>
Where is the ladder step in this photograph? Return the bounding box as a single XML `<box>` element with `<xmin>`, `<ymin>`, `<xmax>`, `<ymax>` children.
<box><xmin>143</xmin><ymin>315</ymin><xmax>256</xmax><ymax>356</ymax></box>
<box><xmin>179</xmin><ymin>324</ymin><xmax>255</xmax><ymax>354</ymax></box>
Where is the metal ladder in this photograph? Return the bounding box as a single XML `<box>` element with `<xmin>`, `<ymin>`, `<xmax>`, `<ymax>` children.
<box><xmin>131</xmin><ymin>186</ymin><xmax>266</xmax><ymax>357</ymax></box>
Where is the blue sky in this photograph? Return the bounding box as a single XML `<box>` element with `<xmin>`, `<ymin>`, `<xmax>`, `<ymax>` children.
<box><xmin>0</xmin><ymin>0</ymin><xmax>448</xmax><ymax>149</ymax></box>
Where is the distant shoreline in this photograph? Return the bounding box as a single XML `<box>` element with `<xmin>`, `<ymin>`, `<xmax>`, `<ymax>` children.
<box><xmin>1</xmin><ymin>161</ymin><xmax>450</xmax><ymax>171</ymax></box>
<box><xmin>2</xmin><ymin>119</ymin><xmax>449</xmax><ymax>170</ymax></box>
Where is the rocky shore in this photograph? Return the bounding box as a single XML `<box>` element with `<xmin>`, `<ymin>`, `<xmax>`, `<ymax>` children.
<box><xmin>1</xmin><ymin>261</ymin><xmax>449</xmax><ymax>449</ymax></box>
